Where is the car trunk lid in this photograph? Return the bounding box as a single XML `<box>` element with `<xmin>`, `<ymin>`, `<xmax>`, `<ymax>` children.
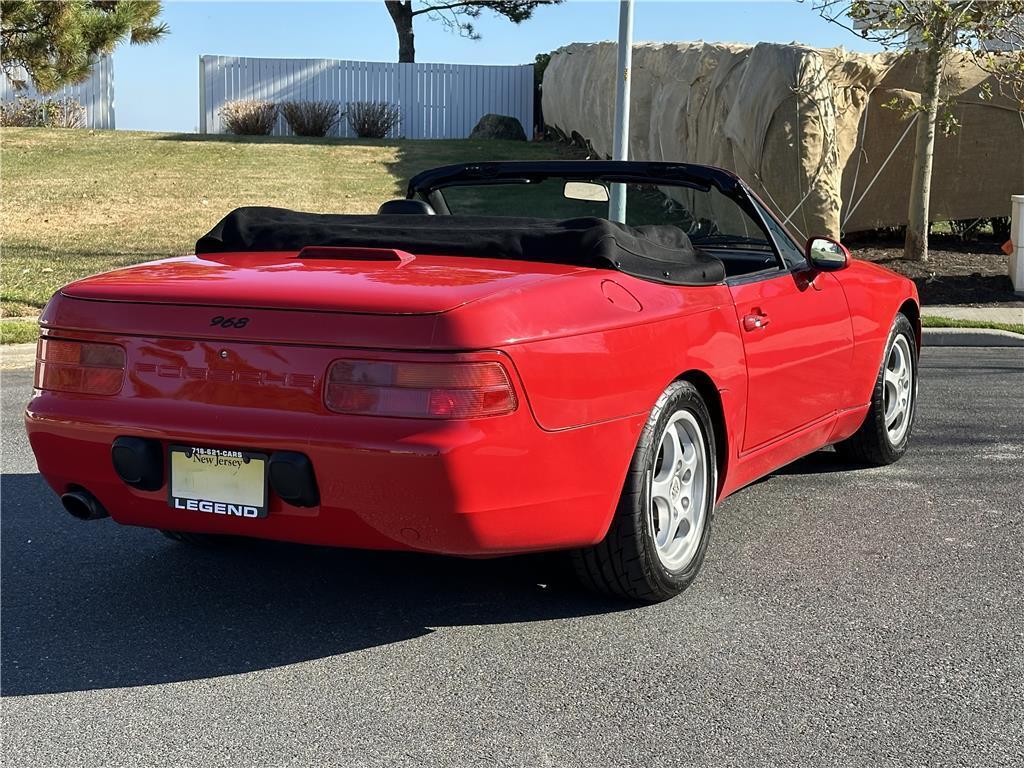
<box><xmin>60</xmin><ymin>250</ymin><xmax>586</xmax><ymax>315</ymax></box>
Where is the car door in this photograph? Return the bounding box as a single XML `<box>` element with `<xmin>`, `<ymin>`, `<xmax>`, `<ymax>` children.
<box><xmin>730</xmin><ymin>269</ymin><xmax>854</xmax><ymax>450</ymax></box>
<box><xmin>729</xmin><ymin>202</ymin><xmax>854</xmax><ymax>451</ymax></box>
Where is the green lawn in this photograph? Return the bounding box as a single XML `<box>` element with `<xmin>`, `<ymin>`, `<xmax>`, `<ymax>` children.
<box><xmin>921</xmin><ymin>316</ymin><xmax>1024</xmax><ymax>335</ymax></box>
<box><xmin>1</xmin><ymin>128</ymin><xmax>579</xmax><ymax>340</ymax></box>
<box><xmin>0</xmin><ymin>318</ymin><xmax>39</xmax><ymax>344</ymax></box>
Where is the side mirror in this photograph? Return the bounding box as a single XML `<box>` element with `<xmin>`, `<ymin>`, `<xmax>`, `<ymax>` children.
<box><xmin>805</xmin><ymin>236</ymin><xmax>850</xmax><ymax>271</ymax></box>
<box><xmin>563</xmin><ymin>181</ymin><xmax>609</xmax><ymax>202</ymax></box>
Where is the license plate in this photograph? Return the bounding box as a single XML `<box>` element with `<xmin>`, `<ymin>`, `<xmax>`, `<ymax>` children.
<box><xmin>169</xmin><ymin>445</ymin><xmax>269</xmax><ymax>518</ymax></box>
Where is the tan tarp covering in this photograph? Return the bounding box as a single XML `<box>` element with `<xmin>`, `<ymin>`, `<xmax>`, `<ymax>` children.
<box><xmin>542</xmin><ymin>42</ymin><xmax>1023</xmax><ymax>237</ymax></box>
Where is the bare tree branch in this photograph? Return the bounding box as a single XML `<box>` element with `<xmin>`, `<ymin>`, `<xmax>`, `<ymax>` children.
<box><xmin>384</xmin><ymin>0</ymin><xmax>561</xmax><ymax>62</ymax></box>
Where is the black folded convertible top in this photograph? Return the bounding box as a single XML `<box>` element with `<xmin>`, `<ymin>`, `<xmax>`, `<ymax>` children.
<box><xmin>196</xmin><ymin>207</ymin><xmax>726</xmax><ymax>286</ymax></box>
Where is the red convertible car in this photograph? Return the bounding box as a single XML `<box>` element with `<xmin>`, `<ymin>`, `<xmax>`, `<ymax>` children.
<box><xmin>25</xmin><ymin>161</ymin><xmax>919</xmax><ymax>601</ymax></box>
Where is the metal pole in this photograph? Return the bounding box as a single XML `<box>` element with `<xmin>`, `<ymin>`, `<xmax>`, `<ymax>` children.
<box><xmin>608</xmin><ymin>0</ymin><xmax>634</xmax><ymax>223</ymax></box>
<box><xmin>198</xmin><ymin>56</ymin><xmax>207</xmax><ymax>134</ymax></box>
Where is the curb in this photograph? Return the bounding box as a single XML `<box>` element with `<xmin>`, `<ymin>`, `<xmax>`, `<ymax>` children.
<box><xmin>922</xmin><ymin>327</ymin><xmax>1024</xmax><ymax>347</ymax></box>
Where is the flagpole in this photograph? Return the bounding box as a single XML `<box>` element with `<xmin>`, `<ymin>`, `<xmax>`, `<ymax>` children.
<box><xmin>608</xmin><ymin>0</ymin><xmax>634</xmax><ymax>224</ymax></box>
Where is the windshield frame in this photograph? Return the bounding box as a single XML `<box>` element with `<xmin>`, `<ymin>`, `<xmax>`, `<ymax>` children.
<box><xmin>406</xmin><ymin>160</ymin><xmax>744</xmax><ymax>198</ymax></box>
<box><xmin>406</xmin><ymin>161</ymin><xmax>789</xmax><ymax>275</ymax></box>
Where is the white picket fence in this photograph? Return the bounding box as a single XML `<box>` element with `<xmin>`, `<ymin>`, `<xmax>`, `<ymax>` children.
<box><xmin>0</xmin><ymin>55</ymin><xmax>115</xmax><ymax>129</ymax></box>
<box><xmin>199</xmin><ymin>55</ymin><xmax>534</xmax><ymax>139</ymax></box>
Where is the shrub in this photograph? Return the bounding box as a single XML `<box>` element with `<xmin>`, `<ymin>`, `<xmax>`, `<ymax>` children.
<box><xmin>281</xmin><ymin>100</ymin><xmax>341</xmax><ymax>137</ymax></box>
<box><xmin>347</xmin><ymin>101</ymin><xmax>401</xmax><ymax>139</ymax></box>
<box><xmin>948</xmin><ymin>217</ymin><xmax>1011</xmax><ymax>241</ymax></box>
<box><xmin>0</xmin><ymin>96</ymin><xmax>85</xmax><ymax>128</ymax></box>
<box><xmin>219</xmin><ymin>100</ymin><xmax>278</xmax><ymax>136</ymax></box>
<box><xmin>948</xmin><ymin>218</ymin><xmax>985</xmax><ymax>241</ymax></box>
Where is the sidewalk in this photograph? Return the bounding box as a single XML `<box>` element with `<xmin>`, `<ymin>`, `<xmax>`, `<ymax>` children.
<box><xmin>1</xmin><ymin>344</ymin><xmax>36</xmax><ymax>370</ymax></box>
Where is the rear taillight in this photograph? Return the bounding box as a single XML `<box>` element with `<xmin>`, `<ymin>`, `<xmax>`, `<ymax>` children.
<box><xmin>35</xmin><ymin>338</ymin><xmax>126</xmax><ymax>395</ymax></box>
<box><xmin>325</xmin><ymin>359</ymin><xmax>517</xmax><ymax>419</ymax></box>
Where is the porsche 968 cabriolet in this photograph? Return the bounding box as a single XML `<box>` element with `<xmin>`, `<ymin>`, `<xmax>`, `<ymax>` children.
<box><xmin>25</xmin><ymin>161</ymin><xmax>919</xmax><ymax>601</ymax></box>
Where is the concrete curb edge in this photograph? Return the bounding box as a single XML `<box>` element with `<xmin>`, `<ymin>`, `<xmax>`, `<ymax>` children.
<box><xmin>922</xmin><ymin>327</ymin><xmax>1024</xmax><ymax>347</ymax></box>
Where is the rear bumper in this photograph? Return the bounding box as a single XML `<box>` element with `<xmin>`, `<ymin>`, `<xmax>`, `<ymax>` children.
<box><xmin>25</xmin><ymin>391</ymin><xmax>643</xmax><ymax>556</ymax></box>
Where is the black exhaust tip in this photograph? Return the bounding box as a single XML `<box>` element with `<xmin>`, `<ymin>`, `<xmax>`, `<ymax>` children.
<box><xmin>61</xmin><ymin>489</ymin><xmax>109</xmax><ymax>521</ymax></box>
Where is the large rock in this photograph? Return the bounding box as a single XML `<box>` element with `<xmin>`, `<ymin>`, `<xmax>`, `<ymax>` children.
<box><xmin>470</xmin><ymin>113</ymin><xmax>527</xmax><ymax>141</ymax></box>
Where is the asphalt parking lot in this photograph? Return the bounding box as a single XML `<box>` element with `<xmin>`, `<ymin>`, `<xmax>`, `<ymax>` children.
<box><xmin>2</xmin><ymin>347</ymin><xmax>1022</xmax><ymax>767</ymax></box>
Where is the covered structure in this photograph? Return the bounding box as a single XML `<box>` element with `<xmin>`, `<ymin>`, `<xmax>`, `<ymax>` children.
<box><xmin>542</xmin><ymin>42</ymin><xmax>1023</xmax><ymax>238</ymax></box>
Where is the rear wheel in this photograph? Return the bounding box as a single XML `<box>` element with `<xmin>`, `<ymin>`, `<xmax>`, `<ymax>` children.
<box><xmin>571</xmin><ymin>381</ymin><xmax>716</xmax><ymax>602</ymax></box>
<box><xmin>836</xmin><ymin>313</ymin><xmax>918</xmax><ymax>466</ymax></box>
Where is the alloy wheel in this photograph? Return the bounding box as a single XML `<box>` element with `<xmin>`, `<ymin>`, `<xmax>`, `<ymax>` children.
<box><xmin>649</xmin><ymin>410</ymin><xmax>709</xmax><ymax>572</ymax></box>
<box><xmin>883</xmin><ymin>334</ymin><xmax>915</xmax><ymax>444</ymax></box>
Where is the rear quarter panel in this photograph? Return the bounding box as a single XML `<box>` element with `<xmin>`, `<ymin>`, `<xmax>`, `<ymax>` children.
<box><xmin>461</xmin><ymin>272</ymin><xmax>748</xmax><ymax>460</ymax></box>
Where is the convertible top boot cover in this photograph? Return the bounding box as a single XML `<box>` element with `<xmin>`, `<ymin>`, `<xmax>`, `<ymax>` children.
<box><xmin>196</xmin><ymin>207</ymin><xmax>726</xmax><ymax>286</ymax></box>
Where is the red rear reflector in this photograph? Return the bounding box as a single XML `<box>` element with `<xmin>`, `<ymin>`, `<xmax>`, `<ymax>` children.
<box><xmin>35</xmin><ymin>339</ymin><xmax>125</xmax><ymax>395</ymax></box>
<box><xmin>325</xmin><ymin>359</ymin><xmax>517</xmax><ymax>419</ymax></box>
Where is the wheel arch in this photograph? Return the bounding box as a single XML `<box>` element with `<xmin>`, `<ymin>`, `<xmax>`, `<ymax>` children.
<box><xmin>676</xmin><ymin>369</ymin><xmax>729</xmax><ymax>496</ymax></box>
<box><xmin>898</xmin><ymin>298</ymin><xmax>921</xmax><ymax>349</ymax></box>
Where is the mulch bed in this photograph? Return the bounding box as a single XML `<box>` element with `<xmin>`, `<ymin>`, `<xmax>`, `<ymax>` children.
<box><xmin>847</xmin><ymin>233</ymin><xmax>1022</xmax><ymax>307</ymax></box>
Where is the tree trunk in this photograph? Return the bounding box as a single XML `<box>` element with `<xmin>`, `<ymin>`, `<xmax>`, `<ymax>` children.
<box><xmin>904</xmin><ymin>43</ymin><xmax>944</xmax><ymax>262</ymax></box>
<box><xmin>384</xmin><ymin>1</ymin><xmax>415</xmax><ymax>63</ymax></box>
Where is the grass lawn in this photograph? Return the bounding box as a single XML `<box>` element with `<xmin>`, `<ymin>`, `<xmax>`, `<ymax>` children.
<box><xmin>1</xmin><ymin>128</ymin><xmax>579</xmax><ymax>341</ymax></box>
<box><xmin>0</xmin><ymin>318</ymin><xmax>40</xmax><ymax>344</ymax></box>
<box><xmin>921</xmin><ymin>316</ymin><xmax>1024</xmax><ymax>336</ymax></box>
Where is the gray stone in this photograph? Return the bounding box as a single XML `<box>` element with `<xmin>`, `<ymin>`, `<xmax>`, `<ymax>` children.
<box><xmin>469</xmin><ymin>113</ymin><xmax>527</xmax><ymax>141</ymax></box>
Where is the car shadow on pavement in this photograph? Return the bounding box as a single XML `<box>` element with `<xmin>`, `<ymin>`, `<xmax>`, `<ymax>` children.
<box><xmin>1</xmin><ymin>473</ymin><xmax>627</xmax><ymax>697</ymax></box>
<box><xmin>769</xmin><ymin>449</ymin><xmax>870</xmax><ymax>477</ymax></box>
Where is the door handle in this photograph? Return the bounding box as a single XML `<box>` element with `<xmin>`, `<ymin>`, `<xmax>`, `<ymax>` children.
<box><xmin>742</xmin><ymin>311</ymin><xmax>770</xmax><ymax>332</ymax></box>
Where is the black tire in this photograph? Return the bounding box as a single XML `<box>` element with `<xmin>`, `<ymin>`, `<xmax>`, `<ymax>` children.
<box><xmin>571</xmin><ymin>380</ymin><xmax>717</xmax><ymax>602</ymax></box>
<box><xmin>160</xmin><ymin>530</ymin><xmax>236</xmax><ymax>547</ymax></box>
<box><xmin>835</xmin><ymin>313</ymin><xmax>918</xmax><ymax>466</ymax></box>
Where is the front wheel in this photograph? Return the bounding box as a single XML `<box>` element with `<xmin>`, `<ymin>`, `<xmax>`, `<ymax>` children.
<box><xmin>835</xmin><ymin>312</ymin><xmax>918</xmax><ymax>466</ymax></box>
<box><xmin>571</xmin><ymin>380</ymin><xmax>717</xmax><ymax>602</ymax></box>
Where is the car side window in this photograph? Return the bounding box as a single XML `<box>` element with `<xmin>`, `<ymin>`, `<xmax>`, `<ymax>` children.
<box><xmin>756</xmin><ymin>204</ymin><xmax>808</xmax><ymax>270</ymax></box>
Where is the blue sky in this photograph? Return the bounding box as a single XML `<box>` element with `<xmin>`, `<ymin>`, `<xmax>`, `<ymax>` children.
<box><xmin>116</xmin><ymin>0</ymin><xmax>878</xmax><ymax>132</ymax></box>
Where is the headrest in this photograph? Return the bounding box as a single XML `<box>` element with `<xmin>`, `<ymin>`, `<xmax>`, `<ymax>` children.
<box><xmin>377</xmin><ymin>199</ymin><xmax>436</xmax><ymax>215</ymax></box>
